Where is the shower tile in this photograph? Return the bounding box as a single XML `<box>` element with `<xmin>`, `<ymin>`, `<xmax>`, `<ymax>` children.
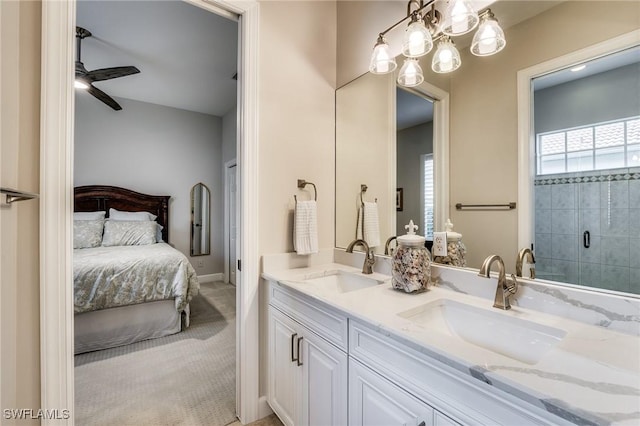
<box><xmin>600</xmin><ymin>237</ymin><xmax>630</xmax><ymax>267</ymax></box>
<box><xmin>580</xmin><ymin>235</ymin><xmax>600</xmax><ymax>264</ymax></box>
<box><xmin>580</xmin><ymin>262</ymin><xmax>602</xmax><ymax>288</ymax></box>
<box><xmin>534</xmin><ymin>233</ymin><xmax>551</xmax><ymax>259</ymax></box>
<box><xmin>552</xmin><ymin>259</ymin><xmax>579</xmax><ymax>284</ymax></box>
<box><xmin>600</xmin><ymin>265</ymin><xmax>630</xmax><ymax>293</ymax></box>
<box><xmin>629</xmin><ymin>209</ymin><xmax>640</xmax><ymax>238</ymax></box>
<box><xmin>535</xmin><ymin>185</ymin><xmax>551</xmax><ymax>210</ymax></box>
<box><xmin>600</xmin><ymin>180</ymin><xmax>629</xmax><ymax>209</ymax></box>
<box><xmin>551</xmin><ymin>209</ymin><xmax>576</xmax><ymax>235</ymax></box>
<box><xmin>535</xmin><ymin>209</ymin><xmax>551</xmax><ymax>234</ymax></box>
<box><xmin>630</xmin><ymin>180</ymin><xmax>640</xmax><ymax>209</ymax></box>
<box><xmin>600</xmin><ymin>208</ymin><xmax>629</xmax><ymax>237</ymax></box>
<box><xmin>630</xmin><ymin>239</ymin><xmax>640</xmax><ymax>268</ymax></box>
<box><xmin>534</xmin><ymin>257</ymin><xmax>552</xmax><ymax>279</ymax></box>
<box><xmin>630</xmin><ymin>268</ymin><xmax>640</xmax><ymax>294</ymax></box>
<box><xmin>552</xmin><ymin>184</ymin><xmax>576</xmax><ymax>210</ymax></box>
<box><xmin>579</xmin><ymin>208</ymin><xmax>600</xmax><ymax>236</ymax></box>
<box><xmin>579</xmin><ymin>182</ymin><xmax>600</xmax><ymax>210</ymax></box>
<box><xmin>552</xmin><ymin>234</ymin><xmax>577</xmax><ymax>261</ymax></box>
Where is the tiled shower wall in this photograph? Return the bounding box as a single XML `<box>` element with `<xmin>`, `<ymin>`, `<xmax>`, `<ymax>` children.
<box><xmin>534</xmin><ymin>168</ymin><xmax>640</xmax><ymax>294</ymax></box>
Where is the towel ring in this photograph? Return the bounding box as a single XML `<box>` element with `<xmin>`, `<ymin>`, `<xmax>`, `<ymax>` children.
<box><xmin>294</xmin><ymin>179</ymin><xmax>317</xmax><ymax>202</ymax></box>
<box><xmin>359</xmin><ymin>184</ymin><xmax>377</xmax><ymax>205</ymax></box>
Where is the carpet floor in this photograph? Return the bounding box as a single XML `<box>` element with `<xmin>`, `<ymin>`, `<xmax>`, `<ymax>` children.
<box><xmin>74</xmin><ymin>281</ymin><xmax>237</xmax><ymax>426</ymax></box>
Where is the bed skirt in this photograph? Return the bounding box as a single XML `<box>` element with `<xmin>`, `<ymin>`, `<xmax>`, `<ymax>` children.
<box><xmin>74</xmin><ymin>300</ymin><xmax>184</xmax><ymax>354</ymax></box>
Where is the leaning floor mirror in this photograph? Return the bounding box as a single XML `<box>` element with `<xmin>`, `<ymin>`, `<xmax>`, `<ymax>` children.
<box><xmin>191</xmin><ymin>182</ymin><xmax>211</xmax><ymax>256</ymax></box>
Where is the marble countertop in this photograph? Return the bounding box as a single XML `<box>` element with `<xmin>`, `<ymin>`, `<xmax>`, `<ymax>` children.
<box><xmin>263</xmin><ymin>263</ymin><xmax>640</xmax><ymax>426</ymax></box>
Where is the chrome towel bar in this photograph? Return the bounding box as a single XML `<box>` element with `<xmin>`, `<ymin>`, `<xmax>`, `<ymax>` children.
<box><xmin>1</xmin><ymin>187</ymin><xmax>39</xmax><ymax>204</ymax></box>
<box><xmin>455</xmin><ymin>202</ymin><xmax>516</xmax><ymax>210</ymax></box>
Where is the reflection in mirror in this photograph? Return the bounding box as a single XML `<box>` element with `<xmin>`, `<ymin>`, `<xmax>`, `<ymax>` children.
<box><xmin>531</xmin><ymin>46</ymin><xmax>640</xmax><ymax>294</ymax></box>
<box><xmin>191</xmin><ymin>182</ymin><xmax>210</xmax><ymax>256</ymax></box>
<box><xmin>396</xmin><ymin>88</ymin><xmax>434</xmax><ymax>240</ymax></box>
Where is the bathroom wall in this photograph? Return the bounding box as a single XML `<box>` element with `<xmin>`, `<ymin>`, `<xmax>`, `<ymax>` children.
<box><xmin>0</xmin><ymin>0</ymin><xmax>41</xmax><ymax>421</ymax></box>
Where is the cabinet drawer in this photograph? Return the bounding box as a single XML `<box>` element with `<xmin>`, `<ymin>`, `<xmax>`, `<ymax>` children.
<box><xmin>349</xmin><ymin>320</ymin><xmax>565</xmax><ymax>426</ymax></box>
<box><xmin>268</xmin><ymin>281</ymin><xmax>349</xmax><ymax>351</ymax></box>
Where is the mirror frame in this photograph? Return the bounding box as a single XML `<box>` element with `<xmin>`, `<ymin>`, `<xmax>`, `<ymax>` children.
<box><xmin>517</xmin><ymin>29</ymin><xmax>640</xmax><ymax>251</ymax></box>
<box><xmin>190</xmin><ymin>182</ymin><xmax>211</xmax><ymax>257</ymax></box>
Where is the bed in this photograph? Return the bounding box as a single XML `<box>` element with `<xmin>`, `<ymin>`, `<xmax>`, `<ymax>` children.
<box><xmin>73</xmin><ymin>185</ymin><xmax>200</xmax><ymax>354</ymax></box>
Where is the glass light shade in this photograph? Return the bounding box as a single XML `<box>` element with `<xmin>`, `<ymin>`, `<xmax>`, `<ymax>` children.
<box><xmin>402</xmin><ymin>19</ymin><xmax>433</xmax><ymax>58</ymax></box>
<box><xmin>369</xmin><ymin>38</ymin><xmax>397</xmax><ymax>74</ymax></box>
<box><xmin>431</xmin><ymin>38</ymin><xmax>461</xmax><ymax>73</ymax></box>
<box><xmin>470</xmin><ymin>13</ymin><xmax>506</xmax><ymax>56</ymax></box>
<box><xmin>442</xmin><ymin>0</ymin><xmax>479</xmax><ymax>36</ymax></box>
<box><xmin>397</xmin><ymin>58</ymin><xmax>424</xmax><ymax>87</ymax></box>
<box><xmin>74</xmin><ymin>79</ymin><xmax>89</xmax><ymax>89</ymax></box>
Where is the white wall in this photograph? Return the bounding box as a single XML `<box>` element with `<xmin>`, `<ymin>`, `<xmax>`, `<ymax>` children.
<box><xmin>222</xmin><ymin>107</ymin><xmax>237</xmax><ymax>165</ymax></box>
<box><xmin>74</xmin><ymin>95</ymin><xmax>224</xmax><ymax>275</ymax></box>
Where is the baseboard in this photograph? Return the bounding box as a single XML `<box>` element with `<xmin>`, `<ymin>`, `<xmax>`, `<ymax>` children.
<box><xmin>198</xmin><ymin>273</ymin><xmax>224</xmax><ymax>283</ymax></box>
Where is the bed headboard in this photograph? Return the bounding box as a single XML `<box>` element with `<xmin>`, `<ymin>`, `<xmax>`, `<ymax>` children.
<box><xmin>74</xmin><ymin>185</ymin><xmax>171</xmax><ymax>243</ymax></box>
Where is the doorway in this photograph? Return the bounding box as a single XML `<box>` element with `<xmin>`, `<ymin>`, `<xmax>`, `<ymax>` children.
<box><xmin>226</xmin><ymin>160</ymin><xmax>238</xmax><ymax>285</ymax></box>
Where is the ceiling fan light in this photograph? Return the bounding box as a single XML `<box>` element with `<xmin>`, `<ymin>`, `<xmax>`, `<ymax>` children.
<box><xmin>369</xmin><ymin>35</ymin><xmax>397</xmax><ymax>74</ymax></box>
<box><xmin>402</xmin><ymin>18</ymin><xmax>433</xmax><ymax>58</ymax></box>
<box><xmin>432</xmin><ymin>37</ymin><xmax>461</xmax><ymax>73</ymax></box>
<box><xmin>397</xmin><ymin>58</ymin><xmax>424</xmax><ymax>87</ymax></box>
<box><xmin>74</xmin><ymin>79</ymin><xmax>89</xmax><ymax>90</ymax></box>
<box><xmin>470</xmin><ymin>11</ymin><xmax>506</xmax><ymax>56</ymax></box>
<box><xmin>442</xmin><ymin>0</ymin><xmax>479</xmax><ymax>36</ymax></box>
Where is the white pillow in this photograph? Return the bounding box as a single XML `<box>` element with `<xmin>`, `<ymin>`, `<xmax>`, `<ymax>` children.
<box><xmin>108</xmin><ymin>208</ymin><xmax>157</xmax><ymax>222</ymax></box>
<box><xmin>73</xmin><ymin>220</ymin><xmax>105</xmax><ymax>249</ymax></box>
<box><xmin>74</xmin><ymin>211</ymin><xmax>106</xmax><ymax>220</ymax></box>
<box><xmin>102</xmin><ymin>221</ymin><xmax>157</xmax><ymax>247</ymax></box>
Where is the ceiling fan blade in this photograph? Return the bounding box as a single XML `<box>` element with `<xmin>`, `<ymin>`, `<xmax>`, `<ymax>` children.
<box><xmin>86</xmin><ymin>85</ymin><xmax>122</xmax><ymax>111</ymax></box>
<box><xmin>86</xmin><ymin>66</ymin><xmax>140</xmax><ymax>82</ymax></box>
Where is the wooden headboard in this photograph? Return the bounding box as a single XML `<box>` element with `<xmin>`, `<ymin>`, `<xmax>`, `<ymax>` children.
<box><xmin>74</xmin><ymin>185</ymin><xmax>171</xmax><ymax>243</ymax></box>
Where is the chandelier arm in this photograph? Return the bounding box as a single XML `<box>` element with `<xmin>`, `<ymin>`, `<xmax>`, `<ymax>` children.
<box><xmin>379</xmin><ymin>0</ymin><xmax>437</xmax><ymax>37</ymax></box>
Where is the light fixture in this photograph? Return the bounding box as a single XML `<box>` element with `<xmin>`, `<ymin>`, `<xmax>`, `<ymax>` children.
<box><xmin>369</xmin><ymin>35</ymin><xmax>397</xmax><ymax>74</ymax></box>
<box><xmin>397</xmin><ymin>58</ymin><xmax>425</xmax><ymax>87</ymax></box>
<box><xmin>442</xmin><ymin>0</ymin><xmax>479</xmax><ymax>36</ymax></box>
<box><xmin>470</xmin><ymin>10</ymin><xmax>506</xmax><ymax>56</ymax></box>
<box><xmin>432</xmin><ymin>37</ymin><xmax>461</xmax><ymax>73</ymax></box>
<box><xmin>368</xmin><ymin>1</ymin><xmax>506</xmax><ymax>85</ymax></box>
<box><xmin>74</xmin><ymin>79</ymin><xmax>89</xmax><ymax>90</ymax></box>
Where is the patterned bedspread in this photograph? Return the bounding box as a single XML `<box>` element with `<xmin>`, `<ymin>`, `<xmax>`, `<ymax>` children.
<box><xmin>73</xmin><ymin>243</ymin><xmax>200</xmax><ymax>314</ymax></box>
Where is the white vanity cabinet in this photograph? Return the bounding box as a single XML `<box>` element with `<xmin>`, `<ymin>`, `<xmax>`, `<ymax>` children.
<box><xmin>267</xmin><ymin>282</ymin><xmax>348</xmax><ymax>426</ymax></box>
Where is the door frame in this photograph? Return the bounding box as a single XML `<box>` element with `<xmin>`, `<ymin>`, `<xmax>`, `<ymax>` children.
<box><xmin>39</xmin><ymin>0</ymin><xmax>262</xmax><ymax>424</ymax></box>
<box><xmin>224</xmin><ymin>159</ymin><xmax>237</xmax><ymax>284</ymax></box>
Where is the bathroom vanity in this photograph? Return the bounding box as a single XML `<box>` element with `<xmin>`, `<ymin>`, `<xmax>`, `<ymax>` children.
<box><xmin>262</xmin><ymin>252</ymin><xmax>640</xmax><ymax>426</ymax></box>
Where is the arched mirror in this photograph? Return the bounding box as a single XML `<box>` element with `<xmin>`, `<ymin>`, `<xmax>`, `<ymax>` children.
<box><xmin>191</xmin><ymin>182</ymin><xmax>210</xmax><ymax>256</ymax></box>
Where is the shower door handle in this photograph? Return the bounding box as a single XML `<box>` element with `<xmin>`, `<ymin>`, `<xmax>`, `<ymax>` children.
<box><xmin>583</xmin><ymin>231</ymin><xmax>590</xmax><ymax>248</ymax></box>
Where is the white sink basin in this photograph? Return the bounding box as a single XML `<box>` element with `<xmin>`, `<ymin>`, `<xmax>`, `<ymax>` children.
<box><xmin>398</xmin><ymin>299</ymin><xmax>567</xmax><ymax>364</ymax></box>
<box><xmin>304</xmin><ymin>271</ymin><xmax>385</xmax><ymax>293</ymax></box>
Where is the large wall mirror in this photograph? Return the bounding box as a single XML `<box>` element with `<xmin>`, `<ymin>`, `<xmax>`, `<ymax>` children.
<box><xmin>191</xmin><ymin>182</ymin><xmax>211</xmax><ymax>256</ymax></box>
<box><xmin>336</xmin><ymin>0</ymin><xmax>640</xmax><ymax>296</ymax></box>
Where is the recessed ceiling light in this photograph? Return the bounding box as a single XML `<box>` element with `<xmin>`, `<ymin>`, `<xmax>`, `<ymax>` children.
<box><xmin>570</xmin><ymin>65</ymin><xmax>586</xmax><ymax>72</ymax></box>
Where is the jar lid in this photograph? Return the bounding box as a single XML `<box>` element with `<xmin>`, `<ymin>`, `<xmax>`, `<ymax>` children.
<box><xmin>397</xmin><ymin>220</ymin><xmax>425</xmax><ymax>247</ymax></box>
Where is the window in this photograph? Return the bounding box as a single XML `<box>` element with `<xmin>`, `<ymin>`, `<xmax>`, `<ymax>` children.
<box><xmin>536</xmin><ymin>116</ymin><xmax>640</xmax><ymax>175</ymax></box>
<box><xmin>422</xmin><ymin>154</ymin><xmax>434</xmax><ymax>239</ymax></box>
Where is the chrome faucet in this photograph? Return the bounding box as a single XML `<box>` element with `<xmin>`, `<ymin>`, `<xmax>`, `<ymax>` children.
<box><xmin>478</xmin><ymin>255</ymin><xmax>518</xmax><ymax>310</ymax></box>
<box><xmin>516</xmin><ymin>248</ymin><xmax>536</xmax><ymax>279</ymax></box>
<box><xmin>346</xmin><ymin>239</ymin><xmax>376</xmax><ymax>274</ymax></box>
<box><xmin>384</xmin><ymin>236</ymin><xmax>397</xmax><ymax>255</ymax></box>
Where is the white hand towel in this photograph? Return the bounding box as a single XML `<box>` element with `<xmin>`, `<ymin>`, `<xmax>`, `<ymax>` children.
<box><xmin>294</xmin><ymin>200</ymin><xmax>318</xmax><ymax>255</ymax></box>
<box><xmin>433</xmin><ymin>232</ymin><xmax>448</xmax><ymax>256</ymax></box>
<box><xmin>356</xmin><ymin>201</ymin><xmax>381</xmax><ymax>248</ymax></box>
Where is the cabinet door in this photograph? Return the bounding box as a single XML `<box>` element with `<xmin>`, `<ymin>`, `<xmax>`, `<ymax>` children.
<box><xmin>299</xmin><ymin>330</ymin><xmax>348</xmax><ymax>426</ymax></box>
<box><xmin>268</xmin><ymin>307</ymin><xmax>301</xmax><ymax>426</ymax></box>
<box><xmin>350</xmin><ymin>358</ymin><xmax>435</xmax><ymax>426</ymax></box>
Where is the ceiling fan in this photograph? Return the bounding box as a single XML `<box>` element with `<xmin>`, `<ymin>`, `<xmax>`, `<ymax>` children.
<box><xmin>75</xmin><ymin>26</ymin><xmax>140</xmax><ymax>111</ymax></box>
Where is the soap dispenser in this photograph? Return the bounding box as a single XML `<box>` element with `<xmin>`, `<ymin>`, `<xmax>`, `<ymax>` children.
<box><xmin>392</xmin><ymin>220</ymin><xmax>431</xmax><ymax>293</ymax></box>
<box><xmin>432</xmin><ymin>219</ymin><xmax>467</xmax><ymax>267</ymax></box>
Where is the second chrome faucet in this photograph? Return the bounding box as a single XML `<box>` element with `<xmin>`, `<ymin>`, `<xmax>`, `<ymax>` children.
<box><xmin>346</xmin><ymin>239</ymin><xmax>376</xmax><ymax>274</ymax></box>
<box><xmin>478</xmin><ymin>255</ymin><xmax>518</xmax><ymax>310</ymax></box>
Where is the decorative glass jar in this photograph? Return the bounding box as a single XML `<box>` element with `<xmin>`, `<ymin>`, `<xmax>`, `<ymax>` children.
<box><xmin>392</xmin><ymin>220</ymin><xmax>431</xmax><ymax>293</ymax></box>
